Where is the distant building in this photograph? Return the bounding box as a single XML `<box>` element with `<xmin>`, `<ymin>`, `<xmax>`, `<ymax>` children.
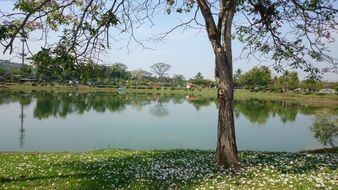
<box><xmin>293</xmin><ymin>88</ymin><xmax>304</xmax><ymax>93</ymax></box>
<box><xmin>186</xmin><ymin>82</ymin><xmax>198</xmax><ymax>89</ymax></box>
<box><xmin>12</xmin><ymin>75</ymin><xmax>21</xmax><ymax>80</ymax></box>
<box><xmin>318</xmin><ymin>88</ymin><xmax>336</xmax><ymax>94</ymax></box>
<box><xmin>20</xmin><ymin>78</ymin><xmax>37</xmax><ymax>83</ymax></box>
<box><xmin>86</xmin><ymin>81</ymin><xmax>95</xmax><ymax>86</ymax></box>
<box><xmin>153</xmin><ymin>82</ymin><xmax>162</xmax><ymax>88</ymax></box>
<box><xmin>69</xmin><ymin>80</ymin><xmax>79</xmax><ymax>85</ymax></box>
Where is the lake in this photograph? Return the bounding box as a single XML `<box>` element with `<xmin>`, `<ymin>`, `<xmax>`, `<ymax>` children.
<box><xmin>0</xmin><ymin>91</ymin><xmax>336</xmax><ymax>152</ymax></box>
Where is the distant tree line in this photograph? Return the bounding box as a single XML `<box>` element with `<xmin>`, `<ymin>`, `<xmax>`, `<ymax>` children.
<box><xmin>233</xmin><ymin>66</ymin><xmax>338</xmax><ymax>93</ymax></box>
<box><xmin>0</xmin><ymin>59</ymin><xmax>217</xmax><ymax>88</ymax></box>
<box><xmin>0</xmin><ymin>59</ymin><xmax>337</xmax><ymax>92</ymax></box>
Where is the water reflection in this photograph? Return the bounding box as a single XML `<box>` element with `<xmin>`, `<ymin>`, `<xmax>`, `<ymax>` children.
<box><xmin>186</xmin><ymin>96</ymin><xmax>215</xmax><ymax>111</ymax></box>
<box><xmin>32</xmin><ymin>92</ymin><xmax>129</xmax><ymax>119</ymax></box>
<box><xmin>0</xmin><ymin>92</ymin><xmax>324</xmax><ymax>122</ymax></box>
<box><xmin>310</xmin><ymin>109</ymin><xmax>337</xmax><ymax>147</ymax></box>
<box><xmin>234</xmin><ymin>99</ymin><xmax>309</xmax><ymax>124</ymax></box>
<box><xmin>19</xmin><ymin>103</ymin><xmax>25</xmax><ymax>148</ymax></box>
<box><xmin>18</xmin><ymin>95</ymin><xmax>32</xmax><ymax>148</ymax></box>
<box><xmin>149</xmin><ymin>95</ymin><xmax>170</xmax><ymax>117</ymax></box>
<box><xmin>0</xmin><ymin>91</ymin><xmax>336</xmax><ymax>150</ymax></box>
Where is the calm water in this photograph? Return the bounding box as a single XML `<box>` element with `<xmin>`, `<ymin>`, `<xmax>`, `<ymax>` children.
<box><xmin>0</xmin><ymin>91</ymin><xmax>336</xmax><ymax>152</ymax></box>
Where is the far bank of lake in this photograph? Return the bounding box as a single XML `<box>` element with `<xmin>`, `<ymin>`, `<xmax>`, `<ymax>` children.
<box><xmin>2</xmin><ymin>83</ymin><xmax>338</xmax><ymax>107</ymax></box>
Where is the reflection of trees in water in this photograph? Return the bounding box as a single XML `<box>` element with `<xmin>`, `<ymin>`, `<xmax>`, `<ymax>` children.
<box><xmin>32</xmin><ymin>92</ymin><xmax>133</xmax><ymax>119</ymax></box>
<box><xmin>149</xmin><ymin>102</ymin><xmax>169</xmax><ymax>117</ymax></box>
<box><xmin>234</xmin><ymin>99</ymin><xmax>271</xmax><ymax>124</ymax></box>
<box><xmin>171</xmin><ymin>95</ymin><xmax>185</xmax><ymax>104</ymax></box>
<box><xmin>0</xmin><ymin>91</ymin><xmax>33</xmax><ymax>106</ymax></box>
<box><xmin>0</xmin><ymin>92</ymin><xmax>333</xmax><ymax>126</ymax></box>
<box><xmin>311</xmin><ymin>109</ymin><xmax>338</xmax><ymax>147</ymax></box>
<box><xmin>2</xmin><ymin>92</ymin><xmax>337</xmax><ymax>148</ymax></box>
<box><xmin>0</xmin><ymin>92</ymin><xmax>187</xmax><ymax>119</ymax></box>
<box><xmin>270</xmin><ymin>101</ymin><xmax>298</xmax><ymax>124</ymax></box>
<box><xmin>149</xmin><ymin>95</ymin><xmax>171</xmax><ymax>118</ymax></box>
<box><xmin>128</xmin><ymin>94</ymin><xmax>152</xmax><ymax>111</ymax></box>
<box><xmin>233</xmin><ymin>99</ymin><xmax>320</xmax><ymax>124</ymax></box>
<box><xmin>185</xmin><ymin>96</ymin><xmax>215</xmax><ymax>111</ymax></box>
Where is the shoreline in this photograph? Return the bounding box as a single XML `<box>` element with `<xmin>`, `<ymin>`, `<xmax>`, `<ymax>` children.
<box><xmin>1</xmin><ymin>147</ymin><xmax>336</xmax><ymax>154</ymax></box>
<box><xmin>2</xmin><ymin>83</ymin><xmax>338</xmax><ymax>107</ymax></box>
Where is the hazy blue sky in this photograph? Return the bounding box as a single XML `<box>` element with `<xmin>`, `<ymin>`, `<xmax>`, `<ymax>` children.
<box><xmin>0</xmin><ymin>1</ymin><xmax>337</xmax><ymax>81</ymax></box>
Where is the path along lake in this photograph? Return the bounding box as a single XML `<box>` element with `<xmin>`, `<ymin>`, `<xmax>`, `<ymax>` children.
<box><xmin>0</xmin><ymin>91</ymin><xmax>336</xmax><ymax>152</ymax></box>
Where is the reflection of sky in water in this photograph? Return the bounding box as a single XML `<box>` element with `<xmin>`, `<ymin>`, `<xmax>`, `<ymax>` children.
<box><xmin>0</xmin><ymin>92</ymin><xmax>334</xmax><ymax>152</ymax></box>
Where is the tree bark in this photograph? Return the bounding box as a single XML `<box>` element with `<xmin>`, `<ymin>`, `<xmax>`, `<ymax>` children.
<box><xmin>215</xmin><ymin>52</ymin><xmax>239</xmax><ymax>167</ymax></box>
<box><xmin>196</xmin><ymin>0</ymin><xmax>239</xmax><ymax>167</ymax></box>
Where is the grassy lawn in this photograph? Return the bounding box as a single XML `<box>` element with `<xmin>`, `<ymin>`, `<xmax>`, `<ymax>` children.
<box><xmin>235</xmin><ymin>90</ymin><xmax>338</xmax><ymax>107</ymax></box>
<box><xmin>0</xmin><ymin>149</ymin><xmax>337</xmax><ymax>189</ymax></box>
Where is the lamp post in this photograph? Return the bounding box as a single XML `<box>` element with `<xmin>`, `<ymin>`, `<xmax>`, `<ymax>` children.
<box><xmin>20</xmin><ymin>36</ymin><xmax>27</xmax><ymax>65</ymax></box>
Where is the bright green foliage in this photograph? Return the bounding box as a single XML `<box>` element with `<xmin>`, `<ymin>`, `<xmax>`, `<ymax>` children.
<box><xmin>190</xmin><ymin>78</ymin><xmax>215</xmax><ymax>88</ymax></box>
<box><xmin>288</xmin><ymin>71</ymin><xmax>299</xmax><ymax>90</ymax></box>
<box><xmin>30</xmin><ymin>48</ymin><xmax>57</xmax><ymax>81</ymax></box>
<box><xmin>19</xmin><ymin>64</ymin><xmax>34</xmax><ymax>78</ymax></box>
<box><xmin>109</xmin><ymin>63</ymin><xmax>130</xmax><ymax>80</ymax></box>
<box><xmin>239</xmin><ymin>66</ymin><xmax>272</xmax><ymax>89</ymax></box>
<box><xmin>276</xmin><ymin>71</ymin><xmax>299</xmax><ymax>91</ymax></box>
<box><xmin>172</xmin><ymin>74</ymin><xmax>185</xmax><ymax>87</ymax></box>
<box><xmin>0</xmin><ymin>25</ymin><xmax>13</xmax><ymax>41</ymax></box>
<box><xmin>30</xmin><ymin>44</ymin><xmax>77</xmax><ymax>81</ymax></box>
<box><xmin>53</xmin><ymin>44</ymin><xmax>77</xmax><ymax>80</ymax></box>
<box><xmin>188</xmin><ymin>72</ymin><xmax>215</xmax><ymax>88</ymax></box>
<box><xmin>300</xmin><ymin>79</ymin><xmax>324</xmax><ymax>92</ymax></box>
<box><xmin>233</xmin><ymin>69</ymin><xmax>243</xmax><ymax>89</ymax></box>
<box><xmin>78</xmin><ymin>61</ymin><xmax>97</xmax><ymax>82</ymax></box>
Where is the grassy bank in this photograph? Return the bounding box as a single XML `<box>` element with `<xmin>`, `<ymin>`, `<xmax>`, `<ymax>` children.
<box><xmin>0</xmin><ymin>149</ymin><xmax>337</xmax><ymax>189</ymax></box>
<box><xmin>1</xmin><ymin>83</ymin><xmax>215</xmax><ymax>96</ymax></box>
<box><xmin>235</xmin><ymin>90</ymin><xmax>338</xmax><ymax>107</ymax></box>
<box><xmin>2</xmin><ymin>83</ymin><xmax>338</xmax><ymax>107</ymax></box>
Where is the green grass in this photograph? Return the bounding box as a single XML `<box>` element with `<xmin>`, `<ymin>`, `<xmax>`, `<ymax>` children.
<box><xmin>235</xmin><ymin>90</ymin><xmax>338</xmax><ymax>107</ymax></box>
<box><xmin>0</xmin><ymin>149</ymin><xmax>337</xmax><ymax>189</ymax></box>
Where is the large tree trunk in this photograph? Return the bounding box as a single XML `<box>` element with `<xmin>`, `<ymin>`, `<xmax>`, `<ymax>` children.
<box><xmin>215</xmin><ymin>52</ymin><xmax>239</xmax><ymax>167</ymax></box>
<box><xmin>196</xmin><ymin>0</ymin><xmax>239</xmax><ymax>167</ymax></box>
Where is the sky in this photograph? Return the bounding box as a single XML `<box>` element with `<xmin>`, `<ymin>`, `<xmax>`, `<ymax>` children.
<box><xmin>0</xmin><ymin>1</ymin><xmax>337</xmax><ymax>81</ymax></box>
